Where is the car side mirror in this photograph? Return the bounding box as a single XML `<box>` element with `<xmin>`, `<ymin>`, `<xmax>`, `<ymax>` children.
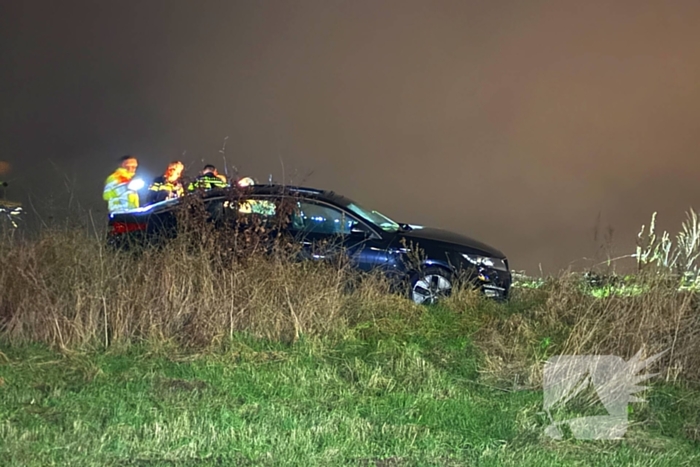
<box><xmin>350</xmin><ymin>225</ymin><xmax>369</xmax><ymax>236</ymax></box>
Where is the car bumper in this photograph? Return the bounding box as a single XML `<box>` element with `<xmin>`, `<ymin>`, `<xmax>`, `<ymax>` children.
<box><xmin>475</xmin><ymin>268</ymin><xmax>512</xmax><ymax>299</ymax></box>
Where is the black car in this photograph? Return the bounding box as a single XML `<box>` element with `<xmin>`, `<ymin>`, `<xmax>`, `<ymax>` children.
<box><xmin>107</xmin><ymin>184</ymin><xmax>512</xmax><ymax>303</ymax></box>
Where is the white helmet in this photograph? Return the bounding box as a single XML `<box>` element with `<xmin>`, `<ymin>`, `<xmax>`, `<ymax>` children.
<box><xmin>237</xmin><ymin>177</ymin><xmax>255</xmax><ymax>187</ymax></box>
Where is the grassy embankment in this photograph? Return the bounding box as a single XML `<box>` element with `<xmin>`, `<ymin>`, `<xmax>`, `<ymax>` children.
<box><xmin>1</xmin><ymin>206</ymin><xmax>699</xmax><ymax>466</ymax></box>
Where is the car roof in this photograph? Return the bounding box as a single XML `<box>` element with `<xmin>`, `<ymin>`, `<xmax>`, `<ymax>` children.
<box><xmin>208</xmin><ymin>183</ymin><xmax>351</xmax><ymax>205</ymax></box>
<box><xmin>248</xmin><ymin>184</ymin><xmax>324</xmax><ymax>195</ymax></box>
<box><xmin>111</xmin><ymin>184</ymin><xmax>351</xmax><ymax>218</ymax></box>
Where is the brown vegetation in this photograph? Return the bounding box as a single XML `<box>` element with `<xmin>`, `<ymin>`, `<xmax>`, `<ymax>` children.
<box><xmin>1</xmin><ymin>204</ymin><xmax>699</xmax><ymax>390</ymax></box>
<box><xmin>471</xmin><ymin>274</ymin><xmax>699</xmax><ymax>390</ymax></box>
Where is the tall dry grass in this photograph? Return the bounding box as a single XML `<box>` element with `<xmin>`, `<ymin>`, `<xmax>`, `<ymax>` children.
<box><xmin>471</xmin><ymin>204</ymin><xmax>700</xmax><ymax>390</ymax></box>
<box><xmin>1</xmin><ymin>201</ymin><xmax>699</xmax><ymax>390</ymax></box>
<box><xmin>471</xmin><ymin>274</ymin><xmax>700</xmax><ymax>390</ymax></box>
<box><xmin>0</xmin><ymin>201</ymin><xmax>409</xmax><ymax>351</ymax></box>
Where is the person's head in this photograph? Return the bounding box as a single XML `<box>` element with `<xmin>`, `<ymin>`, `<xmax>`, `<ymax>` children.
<box><xmin>237</xmin><ymin>176</ymin><xmax>255</xmax><ymax>187</ymax></box>
<box><xmin>164</xmin><ymin>161</ymin><xmax>184</xmax><ymax>182</ymax></box>
<box><xmin>202</xmin><ymin>164</ymin><xmax>217</xmax><ymax>175</ymax></box>
<box><xmin>119</xmin><ymin>155</ymin><xmax>138</xmax><ymax>175</ymax></box>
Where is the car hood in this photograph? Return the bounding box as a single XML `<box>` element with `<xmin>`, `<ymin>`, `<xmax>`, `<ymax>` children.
<box><xmin>397</xmin><ymin>224</ymin><xmax>506</xmax><ymax>258</ymax></box>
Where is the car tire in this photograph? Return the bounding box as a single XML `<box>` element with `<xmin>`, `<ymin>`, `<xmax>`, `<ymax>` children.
<box><xmin>409</xmin><ymin>266</ymin><xmax>454</xmax><ymax>305</ymax></box>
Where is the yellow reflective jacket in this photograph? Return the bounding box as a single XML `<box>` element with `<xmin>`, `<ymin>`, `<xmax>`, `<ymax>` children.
<box><xmin>146</xmin><ymin>176</ymin><xmax>184</xmax><ymax>204</ymax></box>
<box><xmin>103</xmin><ymin>168</ymin><xmax>139</xmax><ymax>213</ymax></box>
<box><xmin>187</xmin><ymin>173</ymin><xmax>229</xmax><ymax>191</ymax></box>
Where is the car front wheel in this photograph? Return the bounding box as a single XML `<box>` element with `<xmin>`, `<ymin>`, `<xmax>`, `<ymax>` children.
<box><xmin>410</xmin><ymin>266</ymin><xmax>453</xmax><ymax>305</ymax></box>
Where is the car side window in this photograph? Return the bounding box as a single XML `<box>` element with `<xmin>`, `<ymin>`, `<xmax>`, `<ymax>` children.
<box><xmin>223</xmin><ymin>197</ymin><xmax>277</xmax><ymax>217</ymax></box>
<box><xmin>214</xmin><ymin>196</ymin><xmax>280</xmax><ymax>230</ymax></box>
<box><xmin>291</xmin><ymin>201</ymin><xmax>360</xmax><ymax>235</ymax></box>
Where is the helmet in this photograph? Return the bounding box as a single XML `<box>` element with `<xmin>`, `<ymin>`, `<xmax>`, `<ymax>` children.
<box><xmin>237</xmin><ymin>177</ymin><xmax>255</xmax><ymax>187</ymax></box>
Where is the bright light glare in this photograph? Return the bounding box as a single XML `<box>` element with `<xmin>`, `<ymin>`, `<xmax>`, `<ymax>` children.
<box><xmin>462</xmin><ymin>254</ymin><xmax>508</xmax><ymax>271</ymax></box>
<box><xmin>128</xmin><ymin>178</ymin><xmax>145</xmax><ymax>191</ymax></box>
<box><xmin>463</xmin><ymin>254</ymin><xmax>494</xmax><ymax>267</ymax></box>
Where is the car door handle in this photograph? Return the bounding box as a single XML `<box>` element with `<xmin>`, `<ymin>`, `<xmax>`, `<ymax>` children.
<box><xmin>300</xmin><ymin>240</ymin><xmax>325</xmax><ymax>258</ymax></box>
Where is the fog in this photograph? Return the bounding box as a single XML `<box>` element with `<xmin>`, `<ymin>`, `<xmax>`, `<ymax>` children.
<box><xmin>2</xmin><ymin>0</ymin><xmax>700</xmax><ymax>273</ymax></box>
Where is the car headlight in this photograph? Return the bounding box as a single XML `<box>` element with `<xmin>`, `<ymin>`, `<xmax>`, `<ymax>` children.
<box><xmin>462</xmin><ymin>253</ymin><xmax>508</xmax><ymax>271</ymax></box>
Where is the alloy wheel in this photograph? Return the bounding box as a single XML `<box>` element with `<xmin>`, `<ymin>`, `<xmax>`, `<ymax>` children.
<box><xmin>411</xmin><ymin>271</ymin><xmax>452</xmax><ymax>305</ymax></box>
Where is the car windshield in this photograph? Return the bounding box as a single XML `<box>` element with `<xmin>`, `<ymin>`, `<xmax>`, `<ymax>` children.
<box><xmin>345</xmin><ymin>202</ymin><xmax>400</xmax><ymax>232</ymax></box>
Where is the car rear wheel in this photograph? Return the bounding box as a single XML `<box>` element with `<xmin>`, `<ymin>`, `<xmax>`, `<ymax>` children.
<box><xmin>410</xmin><ymin>266</ymin><xmax>453</xmax><ymax>305</ymax></box>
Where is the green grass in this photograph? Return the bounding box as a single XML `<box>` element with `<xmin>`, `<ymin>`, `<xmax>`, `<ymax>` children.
<box><xmin>1</xmin><ymin>306</ymin><xmax>698</xmax><ymax>466</ymax></box>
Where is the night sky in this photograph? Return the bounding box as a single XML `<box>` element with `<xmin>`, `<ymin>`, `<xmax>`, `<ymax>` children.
<box><xmin>2</xmin><ymin>0</ymin><xmax>700</xmax><ymax>274</ymax></box>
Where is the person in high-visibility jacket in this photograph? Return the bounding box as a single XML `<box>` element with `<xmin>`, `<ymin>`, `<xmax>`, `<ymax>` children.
<box><xmin>146</xmin><ymin>161</ymin><xmax>185</xmax><ymax>204</ymax></box>
<box><xmin>103</xmin><ymin>155</ymin><xmax>140</xmax><ymax>213</ymax></box>
<box><xmin>187</xmin><ymin>164</ymin><xmax>229</xmax><ymax>191</ymax></box>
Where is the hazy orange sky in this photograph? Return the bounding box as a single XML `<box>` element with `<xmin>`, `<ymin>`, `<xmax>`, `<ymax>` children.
<box><xmin>2</xmin><ymin>0</ymin><xmax>700</xmax><ymax>274</ymax></box>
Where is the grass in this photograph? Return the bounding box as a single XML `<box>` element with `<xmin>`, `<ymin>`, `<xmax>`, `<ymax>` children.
<box><xmin>2</xmin><ymin>309</ymin><xmax>699</xmax><ymax>466</ymax></box>
<box><xmin>1</xmin><ymin>203</ymin><xmax>700</xmax><ymax>465</ymax></box>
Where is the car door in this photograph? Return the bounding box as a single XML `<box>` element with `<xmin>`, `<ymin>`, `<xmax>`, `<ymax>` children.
<box><xmin>287</xmin><ymin>199</ymin><xmax>390</xmax><ymax>272</ymax></box>
<box><xmin>214</xmin><ymin>194</ymin><xmax>283</xmax><ymax>242</ymax></box>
